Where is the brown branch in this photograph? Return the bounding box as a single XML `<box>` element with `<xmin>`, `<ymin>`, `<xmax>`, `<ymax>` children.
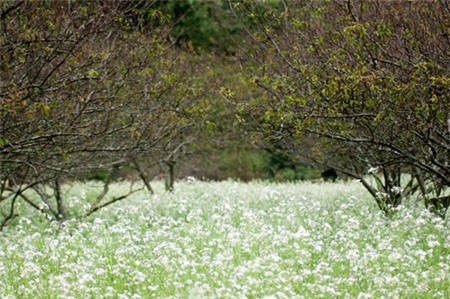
<box><xmin>84</xmin><ymin>184</ymin><xmax>142</xmax><ymax>217</ymax></box>
<box><xmin>0</xmin><ymin>1</ymin><xmax>24</xmax><ymax>20</ymax></box>
<box><xmin>32</xmin><ymin>185</ymin><xmax>59</xmax><ymax>219</ymax></box>
<box><xmin>132</xmin><ymin>160</ymin><xmax>154</xmax><ymax>194</ymax></box>
<box><xmin>0</xmin><ymin>191</ymin><xmax>20</xmax><ymax>231</ymax></box>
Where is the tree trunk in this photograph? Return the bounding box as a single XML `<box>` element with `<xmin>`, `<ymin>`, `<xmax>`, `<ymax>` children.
<box><xmin>164</xmin><ymin>161</ymin><xmax>175</xmax><ymax>192</ymax></box>
<box><xmin>54</xmin><ymin>178</ymin><xmax>67</xmax><ymax>222</ymax></box>
<box><xmin>133</xmin><ymin>160</ymin><xmax>154</xmax><ymax>194</ymax></box>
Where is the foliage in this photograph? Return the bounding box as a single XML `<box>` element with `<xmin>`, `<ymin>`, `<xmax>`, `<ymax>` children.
<box><xmin>163</xmin><ymin>0</ymin><xmax>238</xmax><ymax>53</ymax></box>
<box><xmin>233</xmin><ymin>0</ymin><xmax>449</xmax><ymax>215</ymax></box>
<box><xmin>0</xmin><ymin>1</ymin><xmax>214</xmax><ymax>226</ymax></box>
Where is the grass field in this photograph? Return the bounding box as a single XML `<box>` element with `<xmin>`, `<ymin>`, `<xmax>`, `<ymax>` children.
<box><xmin>0</xmin><ymin>180</ymin><xmax>448</xmax><ymax>298</ymax></box>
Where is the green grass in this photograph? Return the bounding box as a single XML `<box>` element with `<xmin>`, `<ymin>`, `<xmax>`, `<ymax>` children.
<box><xmin>0</xmin><ymin>180</ymin><xmax>449</xmax><ymax>298</ymax></box>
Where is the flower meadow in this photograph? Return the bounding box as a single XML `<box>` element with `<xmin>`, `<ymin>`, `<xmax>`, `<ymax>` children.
<box><xmin>0</xmin><ymin>180</ymin><xmax>448</xmax><ymax>298</ymax></box>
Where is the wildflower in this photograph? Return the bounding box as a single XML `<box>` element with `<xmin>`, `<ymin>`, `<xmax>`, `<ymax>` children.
<box><xmin>390</xmin><ymin>185</ymin><xmax>403</xmax><ymax>194</ymax></box>
<box><xmin>368</xmin><ymin>166</ymin><xmax>379</xmax><ymax>174</ymax></box>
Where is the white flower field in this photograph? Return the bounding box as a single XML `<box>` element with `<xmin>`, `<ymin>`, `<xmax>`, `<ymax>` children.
<box><xmin>0</xmin><ymin>180</ymin><xmax>448</xmax><ymax>298</ymax></box>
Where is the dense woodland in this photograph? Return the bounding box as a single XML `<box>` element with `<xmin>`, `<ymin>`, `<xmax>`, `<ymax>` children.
<box><xmin>0</xmin><ymin>0</ymin><xmax>449</xmax><ymax>227</ymax></box>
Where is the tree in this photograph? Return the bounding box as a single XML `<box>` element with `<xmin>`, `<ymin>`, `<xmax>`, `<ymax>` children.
<box><xmin>0</xmin><ymin>1</ymin><xmax>136</xmax><ymax>225</ymax></box>
<box><xmin>232</xmin><ymin>1</ymin><xmax>449</xmax><ymax>215</ymax></box>
<box><xmin>0</xmin><ymin>1</ymin><xmax>212</xmax><ymax>227</ymax></box>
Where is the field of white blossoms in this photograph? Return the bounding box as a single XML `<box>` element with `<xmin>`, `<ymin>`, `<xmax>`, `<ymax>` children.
<box><xmin>0</xmin><ymin>180</ymin><xmax>448</xmax><ymax>298</ymax></box>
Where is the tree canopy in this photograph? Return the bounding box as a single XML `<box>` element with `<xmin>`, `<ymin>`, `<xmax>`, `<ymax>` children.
<box><xmin>234</xmin><ymin>0</ymin><xmax>449</xmax><ymax>214</ymax></box>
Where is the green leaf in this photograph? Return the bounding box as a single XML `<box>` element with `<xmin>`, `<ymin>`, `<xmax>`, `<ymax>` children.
<box><xmin>0</xmin><ymin>137</ymin><xmax>8</xmax><ymax>147</ymax></box>
<box><xmin>87</xmin><ymin>69</ymin><xmax>99</xmax><ymax>78</ymax></box>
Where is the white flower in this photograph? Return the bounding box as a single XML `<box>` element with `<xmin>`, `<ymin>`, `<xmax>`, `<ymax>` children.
<box><xmin>390</xmin><ymin>185</ymin><xmax>403</xmax><ymax>194</ymax></box>
<box><xmin>185</xmin><ymin>176</ymin><xmax>197</xmax><ymax>183</ymax></box>
<box><xmin>368</xmin><ymin>166</ymin><xmax>379</xmax><ymax>174</ymax></box>
<box><xmin>427</xmin><ymin>240</ymin><xmax>440</xmax><ymax>248</ymax></box>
